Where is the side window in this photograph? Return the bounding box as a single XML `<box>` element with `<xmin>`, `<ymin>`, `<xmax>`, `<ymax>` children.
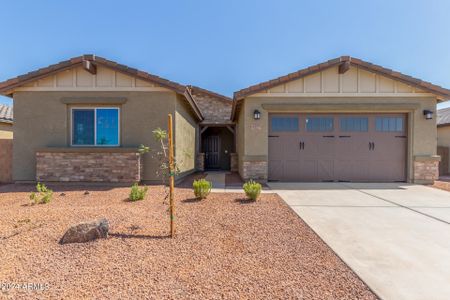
<box><xmin>72</xmin><ymin>107</ymin><xmax>120</xmax><ymax>146</ymax></box>
<box><xmin>306</xmin><ymin>117</ymin><xmax>334</xmax><ymax>132</ymax></box>
<box><xmin>375</xmin><ymin>117</ymin><xmax>404</xmax><ymax>132</ymax></box>
<box><xmin>271</xmin><ymin>117</ymin><xmax>299</xmax><ymax>132</ymax></box>
<box><xmin>340</xmin><ymin>117</ymin><xmax>368</xmax><ymax>132</ymax></box>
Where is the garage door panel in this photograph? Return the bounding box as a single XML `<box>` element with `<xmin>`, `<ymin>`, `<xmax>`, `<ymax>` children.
<box><xmin>284</xmin><ymin>161</ymin><xmax>301</xmax><ymax>181</ymax></box>
<box><xmin>300</xmin><ymin>160</ymin><xmax>318</xmax><ymax>181</ymax></box>
<box><xmin>317</xmin><ymin>160</ymin><xmax>334</xmax><ymax>181</ymax></box>
<box><xmin>268</xmin><ymin>160</ymin><xmax>282</xmax><ymax>181</ymax></box>
<box><xmin>268</xmin><ymin>113</ymin><xmax>407</xmax><ymax>182</ymax></box>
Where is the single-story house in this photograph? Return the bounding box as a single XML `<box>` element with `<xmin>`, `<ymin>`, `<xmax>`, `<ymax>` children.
<box><xmin>437</xmin><ymin>108</ymin><xmax>450</xmax><ymax>175</ymax></box>
<box><xmin>0</xmin><ymin>55</ymin><xmax>449</xmax><ymax>184</ymax></box>
<box><xmin>0</xmin><ymin>103</ymin><xmax>13</xmax><ymax>139</ymax></box>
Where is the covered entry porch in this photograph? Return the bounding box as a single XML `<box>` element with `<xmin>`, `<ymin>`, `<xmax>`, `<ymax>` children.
<box><xmin>197</xmin><ymin>121</ymin><xmax>237</xmax><ymax>171</ymax></box>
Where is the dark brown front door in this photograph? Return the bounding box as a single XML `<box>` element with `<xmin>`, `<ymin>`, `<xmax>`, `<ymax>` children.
<box><xmin>203</xmin><ymin>135</ymin><xmax>220</xmax><ymax>169</ymax></box>
<box><xmin>268</xmin><ymin>113</ymin><xmax>407</xmax><ymax>182</ymax></box>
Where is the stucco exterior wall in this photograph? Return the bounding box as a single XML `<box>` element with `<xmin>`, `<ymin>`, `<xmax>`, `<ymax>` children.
<box><xmin>0</xmin><ymin>123</ymin><xmax>13</xmax><ymax>139</ymax></box>
<box><xmin>438</xmin><ymin>125</ymin><xmax>450</xmax><ymax>172</ymax></box>
<box><xmin>237</xmin><ymin>95</ymin><xmax>438</xmax><ymax>183</ymax></box>
<box><xmin>174</xmin><ymin>95</ymin><xmax>197</xmax><ymax>177</ymax></box>
<box><xmin>12</xmin><ymin>91</ymin><xmax>178</xmax><ymax>182</ymax></box>
<box><xmin>235</xmin><ymin>104</ymin><xmax>246</xmax><ymax>176</ymax></box>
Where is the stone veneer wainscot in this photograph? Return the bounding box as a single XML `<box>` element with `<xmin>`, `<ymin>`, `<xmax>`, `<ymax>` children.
<box><xmin>36</xmin><ymin>148</ymin><xmax>142</xmax><ymax>183</ymax></box>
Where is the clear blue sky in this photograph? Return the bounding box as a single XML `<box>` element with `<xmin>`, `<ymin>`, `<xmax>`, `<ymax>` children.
<box><xmin>1</xmin><ymin>0</ymin><xmax>450</xmax><ymax>109</ymax></box>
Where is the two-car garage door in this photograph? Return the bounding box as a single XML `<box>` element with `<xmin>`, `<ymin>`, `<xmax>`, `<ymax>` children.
<box><xmin>268</xmin><ymin>113</ymin><xmax>407</xmax><ymax>182</ymax></box>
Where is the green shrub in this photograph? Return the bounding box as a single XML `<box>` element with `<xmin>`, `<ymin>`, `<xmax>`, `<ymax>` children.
<box><xmin>30</xmin><ymin>182</ymin><xmax>53</xmax><ymax>204</ymax></box>
<box><xmin>129</xmin><ymin>183</ymin><xmax>148</xmax><ymax>201</ymax></box>
<box><xmin>193</xmin><ymin>179</ymin><xmax>212</xmax><ymax>199</ymax></box>
<box><xmin>243</xmin><ymin>180</ymin><xmax>262</xmax><ymax>201</ymax></box>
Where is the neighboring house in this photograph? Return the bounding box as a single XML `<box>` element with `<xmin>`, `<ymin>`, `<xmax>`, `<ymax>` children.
<box><xmin>0</xmin><ymin>55</ymin><xmax>232</xmax><ymax>183</ymax></box>
<box><xmin>0</xmin><ymin>55</ymin><xmax>449</xmax><ymax>184</ymax></box>
<box><xmin>232</xmin><ymin>56</ymin><xmax>450</xmax><ymax>184</ymax></box>
<box><xmin>0</xmin><ymin>103</ymin><xmax>13</xmax><ymax>139</ymax></box>
<box><xmin>437</xmin><ymin>108</ymin><xmax>450</xmax><ymax>175</ymax></box>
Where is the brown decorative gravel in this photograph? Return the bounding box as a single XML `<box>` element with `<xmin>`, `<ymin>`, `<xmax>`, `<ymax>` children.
<box><xmin>0</xmin><ymin>184</ymin><xmax>376</xmax><ymax>299</ymax></box>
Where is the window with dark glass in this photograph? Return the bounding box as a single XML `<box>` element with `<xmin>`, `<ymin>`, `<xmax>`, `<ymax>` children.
<box><xmin>271</xmin><ymin>117</ymin><xmax>299</xmax><ymax>132</ymax></box>
<box><xmin>340</xmin><ymin>117</ymin><xmax>368</xmax><ymax>132</ymax></box>
<box><xmin>375</xmin><ymin>117</ymin><xmax>403</xmax><ymax>132</ymax></box>
<box><xmin>306</xmin><ymin>117</ymin><xmax>334</xmax><ymax>132</ymax></box>
<box><xmin>72</xmin><ymin>108</ymin><xmax>119</xmax><ymax>146</ymax></box>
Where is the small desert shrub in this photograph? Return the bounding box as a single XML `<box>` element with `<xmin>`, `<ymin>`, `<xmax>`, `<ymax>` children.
<box><xmin>193</xmin><ymin>179</ymin><xmax>212</xmax><ymax>199</ymax></box>
<box><xmin>243</xmin><ymin>180</ymin><xmax>262</xmax><ymax>201</ymax></box>
<box><xmin>129</xmin><ymin>183</ymin><xmax>148</xmax><ymax>201</ymax></box>
<box><xmin>30</xmin><ymin>182</ymin><xmax>53</xmax><ymax>204</ymax></box>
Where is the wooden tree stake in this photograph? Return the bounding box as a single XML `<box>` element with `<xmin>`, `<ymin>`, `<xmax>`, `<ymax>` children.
<box><xmin>168</xmin><ymin>114</ymin><xmax>175</xmax><ymax>237</ymax></box>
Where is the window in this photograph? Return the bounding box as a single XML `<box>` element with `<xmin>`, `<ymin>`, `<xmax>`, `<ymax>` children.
<box><xmin>306</xmin><ymin>117</ymin><xmax>334</xmax><ymax>132</ymax></box>
<box><xmin>375</xmin><ymin>117</ymin><xmax>403</xmax><ymax>132</ymax></box>
<box><xmin>340</xmin><ymin>117</ymin><xmax>368</xmax><ymax>132</ymax></box>
<box><xmin>72</xmin><ymin>107</ymin><xmax>119</xmax><ymax>146</ymax></box>
<box><xmin>271</xmin><ymin>117</ymin><xmax>299</xmax><ymax>132</ymax></box>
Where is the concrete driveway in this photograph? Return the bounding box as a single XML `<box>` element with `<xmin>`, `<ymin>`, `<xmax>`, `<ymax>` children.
<box><xmin>268</xmin><ymin>182</ymin><xmax>450</xmax><ymax>300</ymax></box>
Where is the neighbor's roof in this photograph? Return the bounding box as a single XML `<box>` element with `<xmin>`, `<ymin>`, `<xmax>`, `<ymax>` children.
<box><xmin>0</xmin><ymin>54</ymin><xmax>204</xmax><ymax>121</ymax></box>
<box><xmin>0</xmin><ymin>104</ymin><xmax>13</xmax><ymax>124</ymax></box>
<box><xmin>437</xmin><ymin>107</ymin><xmax>450</xmax><ymax>127</ymax></box>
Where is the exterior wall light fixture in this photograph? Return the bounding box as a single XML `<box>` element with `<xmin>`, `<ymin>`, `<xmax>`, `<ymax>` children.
<box><xmin>253</xmin><ymin>109</ymin><xmax>261</xmax><ymax>120</ymax></box>
<box><xmin>423</xmin><ymin>110</ymin><xmax>433</xmax><ymax>120</ymax></box>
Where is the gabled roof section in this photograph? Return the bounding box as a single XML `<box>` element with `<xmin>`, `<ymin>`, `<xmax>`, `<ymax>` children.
<box><xmin>437</xmin><ymin>107</ymin><xmax>450</xmax><ymax>127</ymax></box>
<box><xmin>187</xmin><ymin>85</ymin><xmax>232</xmax><ymax>103</ymax></box>
<box><xmin>0</xmin><ymin>103</ymin><xmax>13</xmax><ymax>124</ymax></box>
<box><xmin>0</xmin><ymin>55</ymin><xmax>188</xmax><ymax>96</ymax></box>
<box><xmin>0</xmin><ymin>54</ymin><xmax>204</xmax><ymax>120</ymax></box>
<box><xmin>234</xmin><ymin>56</ymin><xmax>450</xmax><ymax>100</ymax></box>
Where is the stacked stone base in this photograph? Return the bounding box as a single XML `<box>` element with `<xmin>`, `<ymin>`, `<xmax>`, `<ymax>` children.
<box><xmin>241</xmin><ymin>160</ymin><xmax>267</xmax><ymax>182</ymax></box>
<box><xmin>413</xmin><ymin>156</ymin><xmax>440</xmax><ymax>184</ymax></box>
<box><xmin>36</xmin><ymin>149</ymin><xmax>142</xmax><ymax>183</ymax></box>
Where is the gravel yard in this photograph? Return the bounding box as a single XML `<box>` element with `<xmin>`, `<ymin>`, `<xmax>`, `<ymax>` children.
<box><xmin>0</xmin><ymin>184</ymin><xmax>376</xmax><ymax>299</ymax></box>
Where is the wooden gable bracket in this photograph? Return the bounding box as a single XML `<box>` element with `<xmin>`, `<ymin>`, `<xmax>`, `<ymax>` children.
<box><xmin>226</xmin><ymin>125</ymin><xmax>235</xmax><ymax>134</ymax></box>
<box><xmin>200</xmin><ymin>126</ymin><xmax>209</xmax><ymax>134</ymax></box>
<box><xmin>338</xmin><ymin>61</ymin><xmax>350</xmax><ymax>74</ymax></box>
<box><xmin>82</xmin><ymin>60</ymin><xmax>97</xmax><ymax>75</ymax></box>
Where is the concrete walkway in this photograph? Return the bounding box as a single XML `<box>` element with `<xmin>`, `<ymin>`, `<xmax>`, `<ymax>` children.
<box><xmin>268</xmin><ymin>182</ymin><xmax>450</xmax><ymax>300</ymax></box>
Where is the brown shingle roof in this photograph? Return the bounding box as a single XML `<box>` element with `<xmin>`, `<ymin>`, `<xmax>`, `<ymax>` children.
<box><xmin>0</xmin><ymin>104</ymin><xmax>13</xmax><ymax>124</ymax></box>
<box><xmin>0</xmin><ymin>55</ymin><xmax>187</xmax><ymax>95</ymax></box>
<box><xmin>0</xmin><ymin>54</ymin><xmax>204</xmax><ymax>120</ymax></box>
<box><xmin>231</xmin><ymin>56</ymin><xmax>450</xmax><ymax>120</ymax></box>
<box><xmin>233</xmin><ymin>56</ymin><xmax>450</xmax><ymax>100</ymax></box>
<box><xmin>187</xmin><ymin>85</ymin><xmax>232</xmax><ymax>103</ymax></box>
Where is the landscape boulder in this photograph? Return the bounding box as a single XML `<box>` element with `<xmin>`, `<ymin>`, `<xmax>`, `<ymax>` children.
<box><xmin>60</xmin><ymin>218</ymin><xmax>109</xmax><ymax>244</ymax></box>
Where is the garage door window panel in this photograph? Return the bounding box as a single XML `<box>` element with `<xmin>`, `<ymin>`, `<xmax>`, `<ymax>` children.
<box><xmin>306</xmin><ymin>117</ymin><xmax>334</xmax><ymax>132</ymax></box>
<box><xmin>340</xmin><ymin>117</ymin><xmax>368</xmax><ymax>132</ymax></box>
<box><xmin>271</xmin><ymin>117</ymin><xmax>299</xmax><ymax>132</ymax></box>
<box><xmin>375</xmin><ymin>117</ymin><xmax>404</xmax><ymax>132</ymax></box>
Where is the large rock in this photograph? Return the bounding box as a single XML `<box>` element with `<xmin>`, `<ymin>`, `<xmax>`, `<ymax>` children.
<box><xmin>60</xmin><ymin>218</ymin><xmax>109</xmax><ymax>244</ymax></box>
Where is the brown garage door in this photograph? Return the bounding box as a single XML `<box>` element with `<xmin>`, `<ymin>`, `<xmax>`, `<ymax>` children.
<box><xmin>268</xmin><ymin>113</ymin><xmax>407</xmax><ymax>182</ymax></box>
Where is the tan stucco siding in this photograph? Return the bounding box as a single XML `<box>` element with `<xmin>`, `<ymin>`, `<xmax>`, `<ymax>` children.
<box><xmin>174</xmin><ymin>95</ymin><xmax>197</xmax><ymax>177</ymax></box>
<box><xmin>238</xmin><ymin>96</ymin><xmax>437</xmax><ymax>182</ymax></box>
<box><xmin>12</xmin><ymin>91</ymin><xmax>177</xmax><ymax>182</ymax></box>
<box><xmin>235</xmin><ymin>104</ymin><xmax>246</xmax><ymax>175</ymax></box>
<box><xmin>438</xmin><ymin>126</ymin><xmax>450</xmax><ymax>171</ymax></box>
<box><xmin>0</xmin><ymin>123</ymin><xmax>13</xmax><ymax>139</ymax></box>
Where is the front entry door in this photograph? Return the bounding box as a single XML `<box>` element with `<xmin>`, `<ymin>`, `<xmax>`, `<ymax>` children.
<box><xmin>203</xmin><ymin>135</ymin><xmax>220</xmax><ymax>169</ymax></box>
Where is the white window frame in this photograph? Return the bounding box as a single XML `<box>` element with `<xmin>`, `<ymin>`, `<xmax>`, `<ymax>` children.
<box><xmin>70</xmin><ymin>106</ymin><xmax>120</xmax><ymax>147</ymax></box>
